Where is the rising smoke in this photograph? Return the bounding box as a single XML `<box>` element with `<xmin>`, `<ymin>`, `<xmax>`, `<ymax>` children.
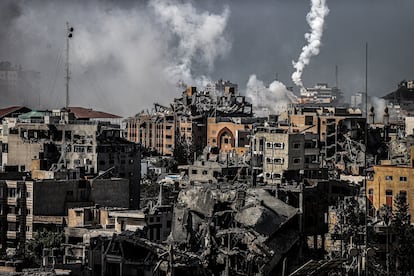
<box><xmin>150</xmin><ymin>0</ymin><xmax>230</xmax><ymax>85</ymax></box>
<box><xmin>245</xmin><ymin>75</ymin><xmax>297</xmax><ymax>117</ymax></box>
<box><xmin>291</xmin><ymin>0</ymin><xmax>329</xmax><ymax>91</ymax></box>
<box><xmin>0</xmin><ymin>0</ymin><xmax>230</xmax><ymax>116</ymax></box>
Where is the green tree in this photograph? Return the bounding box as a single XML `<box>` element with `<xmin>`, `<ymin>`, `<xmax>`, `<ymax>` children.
<box><xmin>26</xmin><ymin>230</ymin><xmax>64</xmax><ymax>265</ymax></box>
<box><xmin>391</xmin><ymin>193</ymin><xmax>414</xmax><ymax>275</ymax></box>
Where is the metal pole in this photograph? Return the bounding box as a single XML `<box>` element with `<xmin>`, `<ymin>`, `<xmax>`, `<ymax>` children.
<box><xmin>364</xmin><ymin>42</ymin><xmax>369</xmax><ymax>276</ymax></box>
<box><xmin>386</xmin><ymin>224</ymin><xmax>389</xmax><ymax>276</ymax></box>
<box><xmin>66</xmin><ymin>22</ymin><xmax>70</xmax><ymax>109</ymax></box>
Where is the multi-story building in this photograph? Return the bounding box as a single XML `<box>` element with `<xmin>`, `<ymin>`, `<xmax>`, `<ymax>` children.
<box><xmin>0</xmin><ymin>107</ymin><xmax>141</xmax><ymax>209</ymax></box>
<box><xmin>126</xmin><ymin>109</ymin><xmax>175</xmax><ymax>156</ymax></box>
<box><xmin>126</xmin><ymin>82</ymin><xmax>254</xmax><ymax>159</ymax></box>
<box><xmin>0</xmin><ymin>62</ymin><xmax>40</xmax><ymax>107</ymax></box>
<box><xmin>251</xmin><ymin>127</ymin><xmax>305</xmax><ymax>184</ymax></box>
<box><xmin>299</xmin><ymin>83</ymin><xmax>343</xmax><ymax>105</ymax></box>
<box><xmin>366</xmin><ymin>150</ymin><xmax>414</xmax><ymax>222</ymax></box>
<box><xmin>283</xmin><ymin>106</ymin><xmax>366</xmax><ymax>175</ymax></box>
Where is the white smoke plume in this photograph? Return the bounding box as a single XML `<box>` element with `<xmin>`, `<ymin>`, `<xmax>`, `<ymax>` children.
<box><xmin>246</xmin><ymin>75</ymin><xmax>297</xmax><ymax>117</ymax></box>
<box><xmin>292</xmin><ymin>0</ymin><xmax>329</xmax><ymax>90</ymax></box>
<box><xmin>369</xmin><ymin>97</ymin><xmax>387</xmax><ymax>123</ymax></box>
<box><xmin>0</xmin><ymin>0</ymin><xmax>230</xmax><ymax>116</ymax></box>
<box><xmin>150</xmin><ymin>0</ymin><xmax>230</xmax><ymax>85</ymax></box>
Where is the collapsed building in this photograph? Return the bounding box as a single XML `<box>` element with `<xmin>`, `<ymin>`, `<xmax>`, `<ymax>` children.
<box><xmin>86</xmin><ymin>184</ymin><xmax>301</xmax><ymax>276</ymax></box>
<box><xmin>125</xmin><ymin>80</ymin><xmax>260</xmax><ymax>161</ymax></box>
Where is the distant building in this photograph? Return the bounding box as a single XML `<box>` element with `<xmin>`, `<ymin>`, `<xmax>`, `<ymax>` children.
<box><xmin>0</xmin><ymin>62</ymin><xmax>40</xmax><ymax>107</ymax></box>
<box><xmin>299</xmin><ymin>83</ymin><xmax>343</xmax><ymax>106</ymax></box>
<box><xmin>0</xmin><ymin>107</ymin><xmax>141</xmax><ymax>209</ymax></box>
<box><xmin>382</xmin><ymin>80</ymin><xmax>414</xmax><ymax>112</ymax></box>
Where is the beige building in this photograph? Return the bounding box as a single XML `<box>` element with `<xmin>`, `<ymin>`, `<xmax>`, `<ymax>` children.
<box><xmin>252</xmin><ymin>127</ymin><xmax>305</xmax><ymax>184</ymax></box>
<box><xmin>207</xmin><ymin>117</ymin><xmax>252</xmax><ymax>156</ymax></box>
<box><xmin>126</xmin><ymin>111</ymin><xmax>175</xmax><ymax>156</ymax></box>
<box><xmin>367</xmin><ymin>160</ymin><xmax>414</xmax><ymax>222</ymax></box>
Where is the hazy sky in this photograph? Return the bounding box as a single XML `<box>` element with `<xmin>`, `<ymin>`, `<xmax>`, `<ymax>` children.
<box><xmin>1</xmin><ymin>0</ymin><xmax>413</xmax><ymax>116</ymax></box>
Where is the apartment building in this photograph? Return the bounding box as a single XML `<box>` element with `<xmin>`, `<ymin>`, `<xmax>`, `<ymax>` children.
<box><xmin>0</xmin><ymin>108</ymin><xmax>141</xmax><ymax>209</ymax></box>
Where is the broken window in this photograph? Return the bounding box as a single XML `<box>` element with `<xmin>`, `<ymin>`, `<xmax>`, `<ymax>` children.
<box><xmin>305</xmin><ymin>116</ymin><xmax>313</xmax><ymax>126</ymax></box>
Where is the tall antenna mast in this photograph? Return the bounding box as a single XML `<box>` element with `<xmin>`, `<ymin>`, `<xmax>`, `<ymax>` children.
<box><xmin>66</xmin><ymin>22</ymin><xmax>74</xmax><ymax>109</ymax></box>
<box><xmin>335</xmin><ymin>64</ymin><xmax>338</xmax><ymax>88</ymax></box>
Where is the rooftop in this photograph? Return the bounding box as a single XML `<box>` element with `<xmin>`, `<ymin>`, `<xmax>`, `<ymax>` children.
<box><xmin>69</xmin><ymin>106</ymin><xmax>122</xmax><ymax>119</ymax></box>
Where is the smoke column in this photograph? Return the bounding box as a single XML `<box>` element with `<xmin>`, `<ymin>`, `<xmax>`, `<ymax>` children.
<box><xmin>291</xmin><ymin>0</ymin><xmax>329</xmax><ymax>91</ymax></box>
<box><xmin>150</xmin><ymin>0</ymin><xmax>230</xmax><ymax>85</ymax></box>
<box><xmin>0</xmin><ymin>0</ymin><xmax>230</xmax><ymax>116</ymax></box>
<box><xmin>246</xmin><ymin>75</ymin><xmax>297</xmax><ymax>116</ymax></box>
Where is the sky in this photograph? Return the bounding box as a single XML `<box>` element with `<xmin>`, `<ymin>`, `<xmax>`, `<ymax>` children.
<box><xmin>1</xmin><ymin>0</ymin><xmax>413</xmax><ymax>117</ymax></box>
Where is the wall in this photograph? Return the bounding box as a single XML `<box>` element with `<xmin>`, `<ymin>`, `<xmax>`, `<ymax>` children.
<box><xmin>367</xmin><ymin>165</ymin><xmax>414</xmax><ymax>222</ymax></box>
<box><xmin>90</xmin><ymin>179</ymin><xmax>129</xmax><ymax>208</ymax></box>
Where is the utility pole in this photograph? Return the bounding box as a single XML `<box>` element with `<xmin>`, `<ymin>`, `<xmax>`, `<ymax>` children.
<box><xmin>66</xmin><ymin>22</ymin><xmax>74</xmax><ymax>109</ymax></box>
<box><xmin>364</xmin><ymin>42</ymin><xmax>369</xmax><ymax>276</ymax></box>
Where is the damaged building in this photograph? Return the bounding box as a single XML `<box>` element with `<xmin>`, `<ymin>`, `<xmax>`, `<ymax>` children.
<box><xmin>125</xmin><ymin>80</ymin><xmax>258</xmax><ymax>161</ymax></box>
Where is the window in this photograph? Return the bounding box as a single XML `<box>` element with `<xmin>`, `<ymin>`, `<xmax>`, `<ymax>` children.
<box><xmin>274</xmin><ymin>142</ymin><xmax>284</xmax><ymax>149</ymax></box>
<box><xmin>266</xmin><ymin>157</ymin><xmax>273</xmax><ymax>164</ymax></box>
<box><xmin>386</xmin><ymin>190</ymin><xmax>393</xmax><ymax>208</ymax></box>
<box><xmin>272</xmin><ymin>173</ymin><xmax>282</xmax><ymax>179</ymax></box>
<box><xmin>385</xmin><ymin>175</ymin><xmax>393</xmax><ymax>181</ymax></box>
<box><xmin>266</xmin><ymin>142</ymin><xmax>273</xmax><ymax>149</ymax></box>
<box><xmin>368</xmin><ymin>189</ymin><xmax>374</xmax><ymax>203</ymax></box>
<box><xmin>305</xmin><ymin>116</ymin><xmax>313</xmax><ymax>126</ymax></box>
<box><xmin>224</xmin><ymin>138</ymin><xmax>229</xmax><ymax>144</ymax></box>
<box><xmin>293</xmin><ymin>158</ymin><xmax>301</xmax><ymax>164</ymax></box>
<box><xmin>76</xmin><ymin>211</ymin><xmax>82</xmax><ymax>217</ymax></box>
<box><xmin>274</xmin><ymin>158</ymin><xmax>284</xmax><ymax>165</ymax></box>
<box><xmin>400</xmin><ymin>176</ymin><xmax>407</xmax><ymax>182</ymax></box>
<box><xmin>191</xmin><ymin>170</ymin><xmax>198</xmax><ymax>174</ymax></box>
<box><xmin>8</xmin><ymin>188</ymin><xmax>16</xmax><ymax>198</ymax></box>
<box><xmin>202</xmin><ymin>170</ymin><xmax>208</xmax><ymax>175</ymax></box>
<box><xmin>293</xmin><ymin>143</ymin><xmax>301</xmax><ymax>149</ymax></box>
<box><xmin>265</xmin><ymin>173</ymin><xmax>271</xmax><ymax>179</ymax></box>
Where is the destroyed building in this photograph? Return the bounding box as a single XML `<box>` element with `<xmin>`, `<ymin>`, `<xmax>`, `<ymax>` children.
<box><xmin>125</xmin><ymin>81</ymin><xmax>257</xmax><ymax>161</ymax></box>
